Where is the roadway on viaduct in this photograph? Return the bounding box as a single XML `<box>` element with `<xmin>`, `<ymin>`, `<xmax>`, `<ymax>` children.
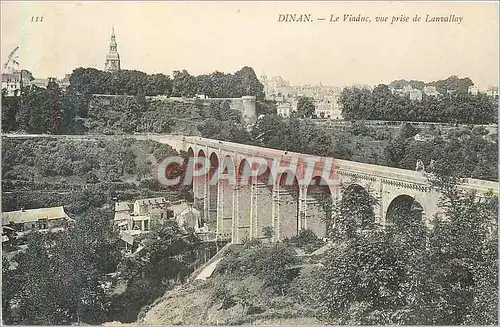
<box><xmin>4</xmin><ymin>133</ymin><xmax>498</xmax><ymax>244</ymax></box>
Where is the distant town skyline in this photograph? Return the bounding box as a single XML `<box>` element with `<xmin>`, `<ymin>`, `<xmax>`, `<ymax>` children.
<box><xmin>1</xmin><ymin>1</ymin><xmax>498</xmax><ymax>89</ymax></box>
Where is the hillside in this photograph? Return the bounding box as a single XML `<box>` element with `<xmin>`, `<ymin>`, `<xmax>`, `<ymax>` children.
<box><xmin>137</xmin><ymin>242</ymin><xmax>325</xmax><ymax>325</ymax></box>
<box><xmin>1</xmin><ymin>137</ymin><xmax>186</xmax><ymax>214</ymax></box>
<box><xmin>139</xmin><ymin>276</ymin><xmax>320</xmax><ymax>325</ymax></box>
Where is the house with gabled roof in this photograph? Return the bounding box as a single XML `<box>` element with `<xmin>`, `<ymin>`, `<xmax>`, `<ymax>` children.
<box><xmin>1</xmin><ymin>206</ymin><xmax>75</xmax><ymax>237</ymax></box>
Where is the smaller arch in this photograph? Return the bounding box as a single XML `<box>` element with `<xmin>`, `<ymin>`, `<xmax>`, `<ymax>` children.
<box><xmin>237</xmin><ymin>158</ymin><xmax>253</xmax><ymax>186</ymax></box>
<box><xmin>306</xmin><ymin>176</ymin><xmax>332</xmax><ymax>237</ymax></box>
<box><xmin>386</xmin><ymin>194</ymin><xmax>425</xmax><ymax>227</ymax></box>
<box><xmin>219</xmin><ymin>155</ymin><xmax>236</xmax><ymax>186</ymax></box>
<box><xmin>208</xmin><ymin>152</ymin><xmax>219</xmax><ymax>183</ymax></box>
<box><xmin>277</xmin><ymin>169</ymin><xmax>299</xmax><ymax>192</ymax></box>
<box><xmin>256</xmin><ymin>164</ymin><xmax>272</xmax><ymax>186</ymax></box>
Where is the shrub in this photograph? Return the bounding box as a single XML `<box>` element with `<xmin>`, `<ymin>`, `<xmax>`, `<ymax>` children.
<box><xmin>214</xmin><ymin>244</ymin><xmax>299</xmax><ymax>294</ymax></box>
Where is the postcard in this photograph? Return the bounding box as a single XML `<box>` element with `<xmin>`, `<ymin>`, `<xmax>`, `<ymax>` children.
<box><xmin>1</xmin><ymin>1</ymin><xmax>498</xmax><ymax>326</ymax></box>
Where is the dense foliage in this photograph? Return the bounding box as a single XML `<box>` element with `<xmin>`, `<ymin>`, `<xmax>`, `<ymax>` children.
<box><xmin>384</xmin><ymin>123</ymin><xmax>498</xmax><ymax>181</ymax></box>
<box><xmin>340</xmin><ymin>83</ymin><xmax>497</xmax><ymax>123</ymax></box>
<box><xmin>2</xmin><ymin>211</ymin><xmax>204</xmax><ymax>325</ymax></box>
<box><xmin>2</xmin><ymin>209</ymin><xmax>121</xmax><ymax>325</ymax></box>
<box><xmin>1</xmin><ymin>138</ymin><xmax>176</xmax><ymax>184</ymax></box>
<box><xmin>68</xmin><ymin>66</ymin><xmax>263</xmax><ymax>99</ymax></box>
<box><xmin>294</xmin><ymin>96</ymin><xmax>316</xmax><ymax>118</ymax></box>
<box><xmin>1</xmin><ymin>137</ymin><xmax>191</xmax><ymax>214</ymax></box>
<box><xmin>313</xmin><ymin>180</ymin><xmax>498</xmax><ymax>325</ymax></box>
<box><xmin>110</xmin><ymin>219</ymin><xmax>202</xmax><ymax>322</ymax></box>
<box><xmin>388</xmin><ymin>75</ymin><xmax>474</xmax><ymax>95</ymax></box>
<box><xmin>2</xmin><ymin>66</ymin><xmax>264</xmax><ymax>134</ymax></box>
<box><xmin>214</xmin><ymin>243</ymin><xmax>299</xmax><ymax>295</ymax></box>
<box><xmin>69</xmin><ymin>68</ymin><xmax>172</xmax><ymax>96</ymax></box>
<box><xmin>194</xmin><ymin>67</ymin><xmax>264</xmax><ymax>99</ymax></box>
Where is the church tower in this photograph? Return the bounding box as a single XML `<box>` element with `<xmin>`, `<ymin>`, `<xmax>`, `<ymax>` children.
<box><xmin>104</xmin><ymin>26</ymin><xmax>121</xmax><ymax>72</ymax></box>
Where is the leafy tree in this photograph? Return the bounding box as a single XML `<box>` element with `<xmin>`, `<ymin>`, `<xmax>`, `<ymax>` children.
<box><xmin>295</xmin><ymin>96</ymin><xmax>316</xmax><ymax>118</ymax></box>
<box><xmin>214</xmin><ymin>243</ymin><xmax>298</xmax><ymax>295</ymax></box>
<box><xmin>172</xmin><ymin>70</ymin><xmax>197</xmax><ymax>98</ymax></box>
<box><xmin>232</xmin><ymin>66</ymin><xmax>265</xmax><ymax>99</ymax></box>
<box><xmin>340</xmin><ymin>77</ymin><xmax>496</xmax><ymax>123</ymax></box>
<box><xmin>422</xmin><ymin>180</ymin><xmax>498</xmax><ymax>324</ymax></box>
<box><xmin>110</xmin><ymin>219</ymin><xmax>201</xmax><ymax>322</ymax></box>
<box><xmin>1</xmin><ymin>88</ymin><xmax>19</xmax><ymax>132</ymax></box>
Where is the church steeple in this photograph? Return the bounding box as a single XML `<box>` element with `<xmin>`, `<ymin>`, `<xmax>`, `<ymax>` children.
<box><xmin>105</xmin><ymin>26</ymin><xmax>120</xmax><ymax>72</ymax></box>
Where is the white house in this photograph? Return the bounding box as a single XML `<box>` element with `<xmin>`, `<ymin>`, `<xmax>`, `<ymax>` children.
<box><xmin>423</xmin><ymin>85</ymin><xmax>440</xmax><ymax>97</ymax></box>
<box><xmin>486</xmin><ymin>87</ymin><xmax>498</xmax><ymax>98</ymax></box>
<box><xmin>167</xmin><ymin>202</ymin><xmax>201</xmax><ymax>231</ymax></box>
<box><xmin>277</xmin><ymin>102</ymin><xmax>293</xmax><ymax>118</ymax></box>
<box><xmin>468</xmin><ymin>85</ymin><xmax>479</xmax><ymax>95</ymax></box>
<box><xmin>409</xmin><ymin>89</ymin><xmax>423</xmax><ymax>101</ymax></box>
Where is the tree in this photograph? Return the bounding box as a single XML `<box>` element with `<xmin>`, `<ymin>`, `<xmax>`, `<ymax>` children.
<box><xmin>46</xmin><ymin>78</ymin><xmax>62</xmax><ymax>134</ymax></box>
<box><xmin>16</xmin><ymin>232</ymin><xmax>63</xmax><ymax>324</ymax></box>
<box><xmin>232</xmin><ymin>66</ymin><xmax>265</xmax><ymax>99</ymax></box>
<box><xmin>3</xmin><ymin>209</ymin><xmax>121</xmax><ymax>325</ymax></box>
<box><xmin>110</xmin><ymin>219</ymin><xmax>201</xmax><ymax>322</ymax></box>
<box><xmin>295</xmin><ymin>96</ymin><xmax>316</xmax><ymax>118</ymax></box>
<box><xmin>172</xmin><ymin>70</ymin><xmax>197</xmax><ymax>98</ymax></box>
<box><xmin>422</xmin><ymin>179</ymin><xmax>498</xmax><ymax>325</ymax></box>
<box><xmin>1</xmin><ymin>88</ymin><xmax>20</xmax><ymax>132</ymax></box>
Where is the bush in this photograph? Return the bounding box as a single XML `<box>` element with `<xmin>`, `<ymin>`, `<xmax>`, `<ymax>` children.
<box><xmin>214</xmin><ymin>244</ymin><xmax>299</xmax><ymax>294</ymax></box>
<box><xmin>283</xmin><ymin>229</ymin><xmax>326</xmax><ymax>253</ymax></box>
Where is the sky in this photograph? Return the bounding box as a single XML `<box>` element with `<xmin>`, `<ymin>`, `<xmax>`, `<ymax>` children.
<box><xmin>1</xmin><ymin>1</ymin><xmax>498</xmax><ymax>89</ymax></box>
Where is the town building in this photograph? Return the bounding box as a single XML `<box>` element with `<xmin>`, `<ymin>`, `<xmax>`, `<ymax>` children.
<box><xmin>277</xmin><ymin>102</ymin><xmax>293</xmax><ymax>117</ymax></box>
<box><xmin>133</xmin><ymin>197</ymin><xmax>168</xmax><ymax>219</ymax></box>
<box><xmin>1</xmin><ymin>73</ymin><xmax>21</xmax><ymax>96</ymax></box>
<box><xmin>486</xmin><ymin>86</ymin><xmax>498</xmax><ymax>98</ymax></box>
<box><xmin>104</xmin><ymin>26</ymin><xmax>121</xmax><ymax>72</ymax></box>
<box><xmin>402</xmin><ymin>84</ymin><xmax>413</xmax><ymax>94</ymax></box>
<box><xmin>2</xmin><ymin>206</ymin><xmax>75</xmax><ymax>237</ymax></box>
<box><xmin>259</xmin><ymin>74</ymin><xmax>343</xmax><ymax>119</ymax></box>
<box><xmin>1</xmin><ymin>70</ymin><xmax>32</xmax><ymax>96</ymax></box>
<box><xmin>314</xmin><ymin>94</ymin><xmax>342</xmax><ymax>119</ymax></box>
<box><xmin>413</xmin><ymin>133</ymin><xmax>435</xmax><ymax>142</ymax></box>
<box><xmin>423</xmin><ymin>85</ymin><xmax>440</xmax><ymax>97</ymax></box>
<box><xmin>468</xmin><ymin>85</ymin><xmax>479</xmax><ymax>95</ymax></box>
<box><xmin>114</xmin><ymin>197</ymin><xmax>202</xmax><ymax>252</ymax></box>
<box><xmin>167</xmin><ymin>202</ymin><xmax>201</xmax><ymax>231</ymax></box>
<box><xmin>57</xmin><ymin>74</ymin><xmax>71</xmax><ymax>91</ymax></box>
<box><xmin>260</xmin><ymin>75</ymin><xmax>293</xmax><ymax>100</ymax></box>
<box><xmin>409</xmin><ymin>89</ymin><xmax>423</xmax><ymax>101</ymax></box>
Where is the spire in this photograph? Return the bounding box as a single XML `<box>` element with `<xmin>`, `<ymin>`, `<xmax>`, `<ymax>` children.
<box><xmin>105</xmin><ymin>25</ymin><xmax>120</xmax><ymax>72</ymax></box>
<box><xmin>109</xmin><ymin>26</ymin><xmax>117</xmax><ymax>51</ymax></box>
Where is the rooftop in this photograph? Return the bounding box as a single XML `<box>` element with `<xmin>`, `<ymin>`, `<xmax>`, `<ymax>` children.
<box><xmin>115</xmin><ymin>201</ymin><xmax>131</xmax><ymax>212</ymax></box>
<box><xmin>135</xmin><ymin>197</ymin><xmax>167</xmax><ymax>206</ymax></box>
<box><xmin>2</xmin><ymin>206</ymin><xmax>69</xmax><ymax>225</ymax></box>
<box><xmin>167</xmin><ymin>202</ymin><xmax>200</xmax><ymax>215</ymax></box>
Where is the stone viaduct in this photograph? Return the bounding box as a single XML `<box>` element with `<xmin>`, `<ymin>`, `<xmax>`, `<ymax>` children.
<box><xmin>4</xmin><ymin>133</ymin><xmax>497</xmax><ymax>244</ymax></box>
<box><xmin>145</xmin><ymin>135</ymin><xmax>498</xmax><ymax>244</ymax></box>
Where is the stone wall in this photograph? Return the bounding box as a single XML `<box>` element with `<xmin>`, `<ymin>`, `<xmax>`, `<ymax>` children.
<box><xmin>147</xmin><ymin>95</ymin><xmax>257</xmax><ymax>124</ymax></box>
